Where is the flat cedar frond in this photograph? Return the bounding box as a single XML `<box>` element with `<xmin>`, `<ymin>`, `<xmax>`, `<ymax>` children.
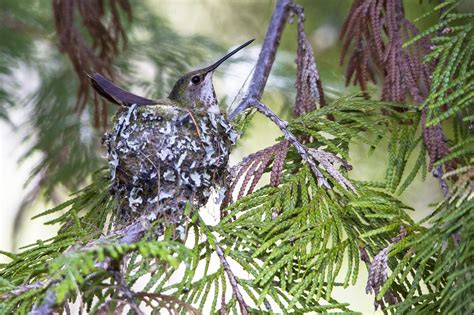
<box><xmin>1</xmin><ymin>1</ymin><xmax>472</xmax><ymax>314</ymax></box>
<box><xmin>417</xmin><ymin>5</ymin><xmax>473</xmax><ymax>175</ymax></box>
<box><xmin>0</xmin><ymin>94</ymin><xmax>414</xmax><ymax>313</ymax></box>
<box><xmin>382</xmin><ymin>195</ymin><xmax>474</xmax><ymax>314</ymax></box>
<box><xmin>52</xmin><ymin>0</ymin><xmax>131</xmax><ymax>128</ymax></box>
<box><xmin>341</xmin><ymin>0</ymin><xmax>460</xmax><ymax>190</ymax></box>
<box><xmin>340</xmin><ymin>0</ymin><xmax>431</xmax><ymax>103</ymax></box>
<box><xmin>0</xmin><ymin>168</ymin><xmax>193</xmax><ymax>314</ymax></box>
<box><xmin>372</xmin><ymin>3</ymin><xmax>474</xmax><ymax>313</ymax></box>
<box><xmin>0</xmin><ymin>241</ymin><xmax>190</xmax><ymax>314</ymax></box>
<box><xmin>218</xmin><ymin>166</ymin><xmax>416</xmax><ymax>312</ymax></box>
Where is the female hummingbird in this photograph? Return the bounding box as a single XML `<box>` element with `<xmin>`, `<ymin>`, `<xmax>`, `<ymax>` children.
<box><xmin>90</xmin><ymin>39</ymin><xmax>253</xmax><ymax>223</ymax></box>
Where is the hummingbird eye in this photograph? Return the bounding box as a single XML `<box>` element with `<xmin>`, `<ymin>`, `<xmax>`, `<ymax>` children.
<box><xmin>191</xmin><ymin>76</ymin><xmax>201</xmax><ymax>84</ymax></box>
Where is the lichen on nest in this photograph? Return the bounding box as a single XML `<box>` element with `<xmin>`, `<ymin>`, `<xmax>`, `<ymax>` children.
<box><xmin>103</xmin><ymin>104</ymin><xmax>238</xmax><ymax>223</ymax></box>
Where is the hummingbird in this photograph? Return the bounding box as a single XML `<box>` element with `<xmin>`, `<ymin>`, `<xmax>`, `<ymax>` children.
<box><xmin>90</xmin><ymin>39</ymin><xmax>254</xmax><ymax>223</ymax></box>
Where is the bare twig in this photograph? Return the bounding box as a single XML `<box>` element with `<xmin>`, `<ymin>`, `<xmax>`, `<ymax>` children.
<box><xmin>252</xmin><ymin>100</ymin><xmax>331</xmax><ymax>189</ymax></box>
<box><xmin>229</xmin><ymin>0</ymin><xmax>325</xmax><ymax>118</ymax></box>
<box><xmin>226</xmin><ymin>0</ymin><xmax>354</xmax><ymax>191</ymax></box>
<box><xmin>215</xmin><ymin>244</ymin><xmax>248</xmax><ymax>315</ymax></box>
<box><xmin>229</xmin><ymin>0</ymin><xmax>293</xmax><ymax>119</ymax></box>
<box><xmin>223</xmin><ymin>2</ymin><xmax>347</xmax><ymax>203</ymax></box>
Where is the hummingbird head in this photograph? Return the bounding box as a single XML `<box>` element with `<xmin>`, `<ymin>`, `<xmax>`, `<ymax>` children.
<box><xmin>168</xmin><ymin>39</ymin><xmax>254</xmax><ymax>112</ymax></box>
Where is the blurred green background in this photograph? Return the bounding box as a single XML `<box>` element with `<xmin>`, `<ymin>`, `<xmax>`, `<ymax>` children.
<box><xmin>1</xmin><ymin>0</ymin><xmax>458</xmax><ymax>313</ymax></box>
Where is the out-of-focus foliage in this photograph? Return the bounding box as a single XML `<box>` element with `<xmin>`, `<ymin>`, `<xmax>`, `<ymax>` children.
<box><xmin>0</xmin><ymin>0</ymin><xmax>222</xmax><ymax>207</ymax></box>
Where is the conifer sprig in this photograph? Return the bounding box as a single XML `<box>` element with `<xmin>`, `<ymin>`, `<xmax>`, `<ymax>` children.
<box><xmin>0</xmin><ymin>0</ymin><xmax>472</xmax><ymax>314</ymax></box>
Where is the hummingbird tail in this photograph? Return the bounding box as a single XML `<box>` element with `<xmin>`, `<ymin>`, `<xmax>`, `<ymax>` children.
<box><xmin>88</xmin><ymin>73</ymin><xmax>157</xmax><ymax>106</ymax></box>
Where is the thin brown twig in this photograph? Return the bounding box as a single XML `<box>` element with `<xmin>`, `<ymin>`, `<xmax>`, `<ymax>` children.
<box><xmin>252</xmin><ymin>100</ymin><xmax>331</xmax><ymax>189</ymax></box>
<box><xmin>227</xmin><ymin>0</ymin><xmax>349</xmax><ymax>191</ymax></box>
<box><xmin>215</xmin><ymin>243</ymin><xmax>248</xmax><ymax>315</ymax></box>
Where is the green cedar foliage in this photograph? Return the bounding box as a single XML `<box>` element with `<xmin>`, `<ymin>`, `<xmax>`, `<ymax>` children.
<box><xmin>1</xmin><ymin>1</ymin><xmax>473</xmax><ymax>314</ymax></box>
<box><xmin>380</xmin><ymin>1</ymin><xmax>474</xmax><ymax>313</ymax></box>
<box><xmin>1</xmin><ymin>96</ymin><xmax>422</xmax><ymax>313</ymax></box>
<box><xmin>0</xmin><ymin>0</ymin><xmax>221</xmax><ymax>204</ymax></box>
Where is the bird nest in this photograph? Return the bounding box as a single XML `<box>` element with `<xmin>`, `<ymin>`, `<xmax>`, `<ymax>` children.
<box><xmin>103</xmin><ymin>104</ymin><xmax>238</xmax><ymax>224</ymax></box>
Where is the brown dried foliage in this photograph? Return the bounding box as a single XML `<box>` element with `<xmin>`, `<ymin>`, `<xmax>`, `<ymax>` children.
<box><xmin>422</xmin><ymin>109</ymin><xmax>455</xmax><ymax>172</ymax></box>
<box><xmin>366</xmin><ymin>225</ymin><xmax>407</xmax><ymax>310</ymax></box>
<box><xmin>340</xmin><ymin>0</ymin><xmax>432</xmax><ymax>103</ymax></box>
<box><xmin>341</xmin><ymin>0</ymin><xmax>454</xmax><ymax>176</ymax></box>
<box><xmin>53</xmin><ymin>0</ymin><xmax>132</xmax><ymax>128</ymax></box>
<box><xmin>221</xmin><ymin>140</ymin><xmax>289</xmax><ymax>209</ymax></box>
<box><xmin>223</xmin><ymin>6</ymin><xmax>347</xmax><ymax>209</ymax></box>
<box><xmin>293</xmin><ymin>7</ymin><xmax>326</xmax><ymax>116</ymax></box>
<box><xmin>307</xmin><ymin>148</ymin><xmax>355</xmax><ymax>192</ymax></box>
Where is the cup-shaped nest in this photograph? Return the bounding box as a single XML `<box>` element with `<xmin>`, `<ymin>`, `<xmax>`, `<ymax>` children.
<box><xmin>104</xmin><ymin>104</ymin><xmax>238</xmax><ymax>223</ymax></box>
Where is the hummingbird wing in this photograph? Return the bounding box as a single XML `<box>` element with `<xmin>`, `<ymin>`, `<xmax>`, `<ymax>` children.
<box><xmin>88</xmin><ymin>73</ymin><xmax>157</xmax><ymax>106</ymax></box>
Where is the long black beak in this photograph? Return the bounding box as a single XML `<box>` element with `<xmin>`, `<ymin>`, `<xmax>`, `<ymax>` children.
<box><xmin>205</xmin><ymin>39</ymin><xmax>254</xmax><ymax>73</ymax></box>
